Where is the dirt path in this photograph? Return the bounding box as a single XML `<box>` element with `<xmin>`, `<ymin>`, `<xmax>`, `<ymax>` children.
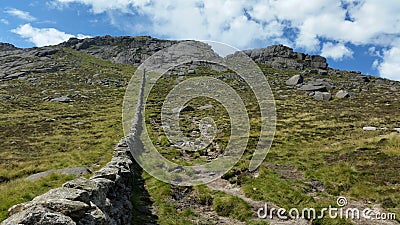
<box><xmin>207</xmin><ymin>178</ymin><xmax>311</xmax><ymax>225</ymax></box>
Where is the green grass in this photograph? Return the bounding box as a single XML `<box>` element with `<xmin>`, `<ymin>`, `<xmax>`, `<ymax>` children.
<box><xmin>212</xmin><ymin>192</ymin><xmax>253</xmax><ymax>221</ymax></box>
<box><xmin>0</xmin><ymin>48</ymin><xmax>136</xmax><ymax>221</ymax></box>
<box><xmin>0</xmin><ymin>174</ymin><xmax>76</xmax><ymax>221</ymax></box>
<box><xmin>143</xmin><ymin>172</ymin><xmax>197</xmax><ymax>225</ymax></box>
<box><xmin>1</xmin><ymin>46</ymin><xmax>400</xmax><ymax>224</ymax></box>
<box><xmin>142</xmin><ymin>64</ymin><xmax>400</xmax><ymax>224</ymax></box>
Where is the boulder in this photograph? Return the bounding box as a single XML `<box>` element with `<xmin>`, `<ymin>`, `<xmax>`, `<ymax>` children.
<box><xmin>197</xmin><ymin>104</ymin><xmax>214</xmax><ymax>110</ymax></box>
<box><xmin>286</xmin><ymin>74</ymin><xmax>303</xmax><ymax>86</ymax></box>
<box><xmin>180</xmin><ymin>105</ymin><xmax>195</xmax><ymax>112</ymax></box>
<box><xmin>0</xmin><ymin>95</ymin><xmax>11</xmax><ymax>100</ymax></box>
<box><xmin>51</xmin><ymin>96</ymin><xmax>72</xmax><ymax>103</ymax></box>
<box><xmin>298</xmin><ymin>84</ymin><xmax>328</xmax><ymax>92</ymax></box>
<box><xmin>34</xmin><ymin>48</ymin><xmax>59</xmax><ymax>57</ymax></box>
<box><xmin>313</xmin><ymin>92</ymin><xmax>332</xmax><ymax>101</ymax></box>
<box><xmin>318</xmin><ymin>69</ymin><xmax>328</xmax><ymax>75</ymax></box>
<box><xmin>4</xmin><ymin>72</ymin><xmax>27</xmax><ymax>80</ymax></box>
<box><xmin>335</xmin><ymin>90</ymin><xmax>350</xmax><ymax>99</ymax></box>
<box><xmin>25</xmin><ymin>167</ymin><xmax>92</xmax><ymax>181</ymax></box>
<box><xmin>363</xmin><ymin>127</ymin><xmax>377</xmax><ymax>131</ymax></box>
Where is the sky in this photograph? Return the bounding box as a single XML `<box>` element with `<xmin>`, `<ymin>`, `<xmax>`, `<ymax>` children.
<box><xmin>0</xmin><ymin>0</ymin><xmax>400</xmax><ymax>81</ymax></box>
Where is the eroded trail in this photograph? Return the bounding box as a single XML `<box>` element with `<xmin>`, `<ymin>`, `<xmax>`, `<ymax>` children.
<box><xmin>207</xmin><ymin>178</ymin><xmax>311</xmax><ymax>225</ymax></box>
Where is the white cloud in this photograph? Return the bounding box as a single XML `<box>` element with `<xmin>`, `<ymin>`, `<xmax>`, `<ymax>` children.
<box><xmin>12</xmin><ymin>24</ymin><xmax>89</xmax><ymax>47</ymax></box>
<box><xmin>5</xmin><ymin>8</ymin><xmax>36</xmax><ymax>21</ymax></box>
<box><xmin>77</xmin><ymin>34</ymin><xmax>91</xmax><ymax>39</ymax></box>
<box><xmin>321</xmin><ymin>42</ymin><xmax>353</xmax><ymax>61</ymax></box>
<box><xmin>372</xmin><ymin>59</ymin><xmax>379</xmax><ymax>69</ymax></box>
<box><xmin>0</xmin><ymin>19</ymin><xmax>9</xmax><ymax>25</ymax></box>
<box><xmin>368</xmin><ymin>47</ymin><xmax>376</xmax><ymax>55</ymax></box>
<box><xmin>51</xmin><ymin>0</ymin><xmax>400</xmax><ymax>47</ymax></box>
<box><xmin>51</xmin><ymin>0</ymin><xmax>400</xmax><ymax>79</ymax></box>
<box><xmin>53</xmin><ymin>0</ymin><xmax>148</xmax><ymax>14</ymax></box>
<box><xmin>376</xmin><ymin>47</ymin><xmax>400</xmax><ymax>81</ymax></box>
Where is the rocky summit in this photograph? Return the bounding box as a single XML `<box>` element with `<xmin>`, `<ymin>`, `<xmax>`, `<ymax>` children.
<box><xmin>0</xmin><ymin>36</ymin><xmax>399</xmax><ymax>225</ymax></box>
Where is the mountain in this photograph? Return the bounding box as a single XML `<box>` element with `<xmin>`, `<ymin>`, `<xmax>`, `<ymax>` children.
<box><xmin>0</xmin><ymin>36</ymin><xmax>399</xmax><ymax>225</ymax></box>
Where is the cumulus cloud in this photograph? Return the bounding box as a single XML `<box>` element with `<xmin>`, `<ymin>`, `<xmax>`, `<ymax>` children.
<box><xmin>5</xmin><ymin>8</ymin><xmax>36</xmax><ymax>21</ymax></box>
<box><xmin>51</xmin><ymin>0</ymin><xmax>400</xmax><ymax>79</ymax></box>
<box><xmin>321</xmin><ymin>42</ymin><xmax>353</xmax><ymax>61</ymax></box>
<box><xmin>376</xmin><ymin>47</ymin><xmax>400</xmax><ymax>81</ymax></box>
<box><xmin>53</xmin><ymin>0</ymin><xmax>149</xmax><ymax>14</ymax></box>
<box><xmin>12</xmin><ymin>24</ymin><xmax>89</xmax><ymax>47</ymax></box>
<box><xmin>50</xmin><ymin>0</ymin><xmax>400</xmax><ymax>46</ymax></box>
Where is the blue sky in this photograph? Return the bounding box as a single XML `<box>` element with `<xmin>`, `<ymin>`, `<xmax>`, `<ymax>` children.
<box><xmin>1</xmin><ymin>0</ymin><xmax>400</xmax><ymax>81</ymax></box>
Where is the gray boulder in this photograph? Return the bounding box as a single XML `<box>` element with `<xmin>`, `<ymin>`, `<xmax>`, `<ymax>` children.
<box><xmin>51</xmin><ymin>96</ymin><xmax>72</xmax><ymax>103</ymax></box>
<box><xmin>25</xmin><ymin>167</ymin><xmax>91</xmax><ymax>181</ymax></box>
<box><xmin>336</xmin><ymin>90</ymin><xmax>350</xmax><ymax>99</ymax></box>
<box><xmin>197</xmin><ymin>104</ymin><xmax>214</xmax><ymax>110</ymax></box>
<box><xmin>286</xmin><ymin>74</ymin><xmax>303</xmax><ymax>86</ymax></box>
<box><xmin>318</xmin><ymin>69</ymin><xmax>328</xmax><ymax>75</ymax></box>
<box><xmin>4</xmin><ymin>72</ymin><xmax>27</xmax><ymax>80</ymax></box>
<box><xmin>298</xmin><ymin>84</ymin><xmax>328</xmax><ymax>92</ymax></box>
<box><xmin>363</xmin><ymin>126</ymin><xmax>377</xmax><ymax>131</ymax></box>
<box><xmin>314</xmin><ymin>92</ymin><xmax>332</xmax><ymax>101</ymax></box>
<box><xmin>180</xmin><ymin>105</ymin><xmax>195</xmax><ymax>112</ymax></box>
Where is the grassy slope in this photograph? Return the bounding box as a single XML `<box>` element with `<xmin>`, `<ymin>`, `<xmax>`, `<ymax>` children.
<box><xmin>0</xmin><ymin>49</ymin><xmax>399</xmax><ymax>224</ymax></box>
<box><xmin>0</xmin><ymin>48</ymin><xmax>135</xmax><ymax>221</ymax></box>
<box><xmin>143</xmin><ymin>65</ymin><xmax>400</xmax><ymax>224</ymax></box>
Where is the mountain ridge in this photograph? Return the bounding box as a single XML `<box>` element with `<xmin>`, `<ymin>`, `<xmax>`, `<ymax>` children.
<box><xmin>0</xmin><ymin>35</ymin><xmax>390</xmax><ymax>81</ymax></box>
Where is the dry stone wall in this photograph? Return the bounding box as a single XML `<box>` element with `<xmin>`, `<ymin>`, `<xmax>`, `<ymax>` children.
<box><xmin>1</xmin><ymin>50</ymin><xmax>148</xmax><ymax>225</ymax></box>
<box><xmin>1</xmin><ymin>140</ymin><xmax>135</xmax><ymax>225</ymax></box>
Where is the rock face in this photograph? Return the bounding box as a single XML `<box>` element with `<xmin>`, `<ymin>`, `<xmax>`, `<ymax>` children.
<box><xmin>60</xmin><ymin>36</ymin><xmax>177</xmax><ymax>66</ymax></box>
<box><xmin>0</xmin><ymin>43</ymin><xmax>17</xmax><ymax>51</ymax></box>
<box><xmin>59</xmin><ymin>37</ymin><xmax>328</xmax><ymax>71</ymax></box>
<box><xmin>0</xmin><ymin>45</ymin><xmax>62</xmax><ymax>82</ymax></box>
<box><xmin>243</xmin><ymin>44</ymin><xmax>328</xmax><ymax>70</ymax></box>
<box><xmin>1</xmin><ymin>139</ymin><xmax>135</xmax><ymax>225</ymax></box>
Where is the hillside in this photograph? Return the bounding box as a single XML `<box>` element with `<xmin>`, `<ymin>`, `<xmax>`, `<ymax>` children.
<box><xmin>0</xmin><ymin>36</ymin><xmax>399</xmax><ymax>225</ymax></box>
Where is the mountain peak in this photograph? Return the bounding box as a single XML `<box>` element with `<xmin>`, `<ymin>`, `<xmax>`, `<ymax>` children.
<box><xmin>0</xmin><ymin>43</ymin><xmax>18</xmax><ymax>51</ymax></box>
<box><xmin>243</xmin><ymin>44</ymin><xmax>328</xmax><ymax>70</ymax></box>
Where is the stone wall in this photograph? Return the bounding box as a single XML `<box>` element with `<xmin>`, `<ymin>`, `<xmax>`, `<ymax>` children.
<box><xmin>1</xmin><ymin>61</ymin><xmax>147</xmax><ymax>225</ymax></box>
<box><xmin>1</xmin><ymin>139</ymin><xmax>135</xmax><ymax>225</ymax></box>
